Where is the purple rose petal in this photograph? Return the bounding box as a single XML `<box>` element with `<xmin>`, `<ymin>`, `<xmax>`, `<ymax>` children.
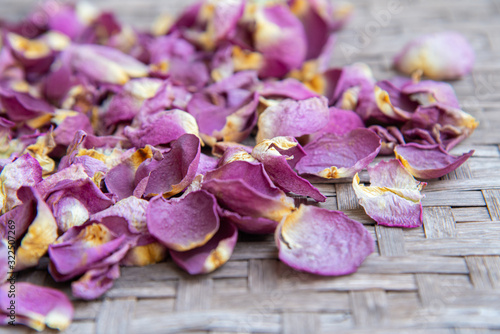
<box><xmin>275</xmin><ymin>204</ymin><xmax>373</xmax><ymax>276</ymax></box>
<box><xmin>0</xmin><ymin>282</ymin><xmax>73</xmax><ymax>331</ymax></box>
<box><xmin>296</xmin><ymin>129</ymin><xmax>381</xmax><ymax>179</ymax></box>
<box><xmin>170</xmin><ymin>221</ymin><xmax>238</xmax><ymax>274</ymax></box>
<box><xmin>394</xmin><ymin>31</ymin><xmax>475</xmax><ymax>80</ymax></box>
<box><xmin>147</xmin><ymin>190</ymin><xmax>219</xmax><ymax>251</ymax></box>
<box><xmin>395</xmin><ymin>143</ymin><xmax>474</xmax><ymax>179</ymax></box>
<box><xmin>252</xmin><ymin>137</ymin><xmax>325</xmax><ymax>202</ymax></box>
<box><xmin>353</xmin><ymin>159</ymin><xmax>426</xmax><ymax>228</ymax></box>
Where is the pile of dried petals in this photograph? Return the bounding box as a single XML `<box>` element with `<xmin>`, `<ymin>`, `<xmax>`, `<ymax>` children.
<box><xmin>0</xmin><ymin>0</ymin><xmax>477</xmax><ymax>330</ymax></box>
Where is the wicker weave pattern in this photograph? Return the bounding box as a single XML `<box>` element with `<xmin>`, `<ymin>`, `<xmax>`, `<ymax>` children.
<box><xmin>2</xmin><ymin>0</ymin><xmax>500</xmax><ymax>333</ymax></box>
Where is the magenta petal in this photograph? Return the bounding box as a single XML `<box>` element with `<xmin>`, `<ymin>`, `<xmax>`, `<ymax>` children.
<box><xmin>0</xmin><ymin>86</ymin><xmax>54</xmax><ymax>122</ymax></box>
<box><xmin>369</xmin><ymin>125</ymin><xmax>405</xmax><ymax>155</ymax></box>
<box><xmin>170</xmin><ymin>222</ymin><xmax>238</xmax><ymax>274</ymax></box>
<box><xmin>53</xmin><ymin>112</ymin><xmax>94</xmax><ymax>147</ymax></box>
<box><xmin>252</xmin><ymin>137</ymin><xmax>325</xmax><ymax>202</ymax></box>
<box><xmin>0</xmin><ymin>282</ymin><xmax>73</xmax><ymax>331</ymax></box>
<box><xmin>276</xmin><ymin>204</ymin><xmax>373</xmax><ymax>276</ymax></box>
<box><xmin>394</xmin><ymin>31</ymin><xmax>474</xmax><ymax>80</ymax></box>
<box><xmin>258</xmin><ymin>78</ymin><xmax>318</xmax><ymax>100</ymax></box>
<box><xmin>296</xmin><ymin>129</ymin><xmax>381</xmax><ymax>179</ymax></box>
<box><xmin>395</xmin><ymin>143</ymin><xmax>474</xmax><ymax>179</ymax></box>
<box><xmin>401</xmin><ymin>80</ymin><xmax>460</xmax><ymax>108</ymax></box>
<box><xmin>147</xmin><ymin>190</ymin><xmax>219</xmax><ymax>251</ymax></box>
<box><xmin>353</xmin><ymin>159</ymin><xmax>426</xmax><ymax>228</ymax></box>
<box><xmin>202</xmin><ymin>161</ymin><xmax>294</xmax><ymax>221</ymax></box>
<box><xmin>309</xmin><ymin>107</ymin><xmax>365</xmax><ymax>141</ymax></box>
<box><xmin>256</xmin><ymin>96</ymin><xmax>329</xmax><ymax>143</ymax></box>
<box><xmin>141</xmin><ymin>134</ymin><xmax>201</xmax><ymax>198</ymax></box>
<box><xmin>72</xmin><ymin>264</ymin><xmax>120</xmax><ymax>300</ymax></box>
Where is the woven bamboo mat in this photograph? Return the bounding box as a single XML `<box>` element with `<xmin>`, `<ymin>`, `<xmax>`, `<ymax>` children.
<box><xmin>2</xmin><ymin>0</ymin><xmax>500</xmax><ymax>333</ymax></box>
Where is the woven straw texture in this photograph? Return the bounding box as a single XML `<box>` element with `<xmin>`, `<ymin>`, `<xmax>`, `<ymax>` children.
<box><xmin>1</xmin><ymin>0</ymin><xmax>500</xmax><ymax>333</ymax></box>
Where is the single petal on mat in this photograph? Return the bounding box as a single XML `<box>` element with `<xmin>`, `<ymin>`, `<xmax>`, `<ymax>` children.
<box><xmin>393</xmin><ymin>31</ymin><xmax>474</xmax><ymax>80</ymax></box>
<box><xmin>395</xmin><ymin>143</ymin><xmax>474</xmax><ymax>179</ymax></box>
<box><xmin>352</xmin><ymin>159</ymin><xmax>426</xmax><ymax>228</ymax></box>
<box><xmin>295</xmin><ymin>129</ymin><xmax>381</xmax><ymax>179</ymax></box>
<box><xmin>147</xmin><ymin>190</ymin><xmax>219</xmax><ymax>252</ymax></box>
<box><xmin>0</xmin><ymin>282</ymin><xmax>73</xmax><ymax>331</ymax></box>
<box><xmin>170</xmin><ymin>222</ymin><xmax>238</xmax><ymax>275</ymax></box>
<box><xmin>275</xmin><ymin>204</ymin><xmax>374</xmax><ymax>276</ymax></box>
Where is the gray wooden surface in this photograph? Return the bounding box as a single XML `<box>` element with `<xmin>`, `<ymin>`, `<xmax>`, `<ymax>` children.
<box><xmin>2</xmin><ymin>0</ymin><xmax>500</xmax><ymax>333</ymax></box>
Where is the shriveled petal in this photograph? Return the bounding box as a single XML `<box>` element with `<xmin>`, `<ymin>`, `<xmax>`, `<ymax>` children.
<box><xmin>276</xmin><ymin>204</ymin><xmax>373</xmax><ymax>276</ymax></box>
<box><xmin>256</xmin><ymin>96</ymin><xmax>329</xmax><ymax>143</ymax></box>
<box><xmin>140</xmin><ymin>134</ymin><xmax>201</xmax><ymax>198</ymax></box>
<box><xmin>296</xmin><ymin>129</ymin><xmax>381</xmax><ymax>179</ymax></box>
<box><xmin>15</xmin><ymin>187</ymin><xmax>58</xmax><ymax>271</ymax></box>
<box><xmin>369</xmin><ymin>125</ymin><xmax>405</xmax><ymax>155</ymax></box>
<box><xmin>394</xmin><ymin>31</ymin><xmax>474</xmax><ymax>80</ymax></box>
<box><xmin>252</xmin><ymin>137</ymin><xmax>325</xmax><ymax>202</ymax></box>
<box><xmin>0</xmin><ymin>154</ymin><xmax>42</xmax><ymax>214</ymax></box>
<box><xmin>52</xmin><ymin>110</ymin><xmax>94</xmax><ymax>147</ymax></box>
<box><xmin>147</xmin><ymin>190</ymin><xmax>220</xmax><ymax>251</ymax></box>
<box><xmin>0</xmin><ymin>86</ymin><xmax>55</xmax><ymax>122</ymax></box>
<box><xmin>258</xmin><ymin>78</ymin><xmax>318</xmax><ymax>100</ymax></box>
<box><xmin>395</xmin><ymin>143</ymin><xmax>474</xmax><ymax>179</ymax></box>
<box><xmin>72</xmin><ymin>264</ymin><xmax>120</xmax><ymax>300</ymax></box>
<box><xmin>402</xmin><ymin>80</ymin><xmax>460</xmax><ymax>108</ymax></box>
<box><xmin>353</xmin><ymin>159</ymin><xmax>426</xmax><ymax>228</ymax></box>
<box><xmin>170</xmin><ymin>222</ymin><xmax>238</xmax><ymax>274</ymax></box>
<box><xmin>23</xmin><ymin>131</ymin><xmax>56</xmax><ymax>175</ymax></box>
<box><xmin>202</xmin><ymin>161</ymin><xmax>294</xmax><ymax>221</ymax></box>
<box><xmin>0</xmin><ymin>282</ymin><xmax>73</xmax><ymax>331</ymax></box>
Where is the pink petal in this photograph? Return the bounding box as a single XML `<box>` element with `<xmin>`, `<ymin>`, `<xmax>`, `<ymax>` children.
<box><xmin>147</xmin><ymin>190</ymin><xmax>220</xmax><ymax>251</ymax></box>
<box><xmin>170</xmin><ymin>222</ymin><xmax>238</xmax><ymax>274</ymax></box>
<box><xmin>353</xmin><ymin>159</ymin><xmax>426</xmax><ymax>228</ymax></box>
<box><xmin>296</xmin><ymin>129</ymin><xmax>381</xmax><ymax>179</ymax></box>
<box><xmin>395</xmin><ymin>143</ymin><xmax>474</xmax><ymax>179</ymax></box>
<box><xmin>276</xmin><ymin>204</ymin><xmax>373</xmax><ymax>276</ymax></box>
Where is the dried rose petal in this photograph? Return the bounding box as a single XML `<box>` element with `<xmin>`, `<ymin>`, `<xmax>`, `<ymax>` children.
<box><xmin>147</xmin><ymin>190</ymin><xmax>219</xmax><ymax>251</ymax></box>
<box><xmin>202</xmin><ymin>161</ymin><xmax>295</xmax><ymax>222</ymax></box>
<box><xmin>15</xmin><ymin>187</ymin><xmax>58</xmax><ymax>271</ymax></box>
<box><xmin>395</xmin><ymin>143</ymin><xmax>474</xmax><ymax>179</ymax></box>
<box><xmin>0</xmin><ymin>154</ymin><xmax>42</xmax><ymax>213</ymax></box>
<box><xmin>72</xmin><ymin>264</ymin><xmax>120</xmax><ymax>300</ymax></box>
<box><xmin>394</xmin><ymin>31</ymin><xmax>474</xmax><ymax>80</ymax></box>
<box><xmin>296</xmin><ymin>129</ymin><xmax>381</xmax><ymax>179</ymax></box>
<box><xmin>252</xmin><ymin>137</ymin><xmax>325</xmax><ymax>202</ymax></box>
<box><xmin>353</xmin><ymin>159</ymin><xmax>426</xmax><ymax>228</ymax></box>
<box><xmin>0</xmin><ymin>84</ymin><xmax>54</xmax><ymax>123</ymax></box>
<box><xmin>138</xmin><ymin>134</ymin><xmax>201</xmax><ymax>198</ymax></box>
<box><xmin>276</xmin><ymin>204</ymin><xmax>373</xmax><ymax>276</ymax></box>
<box><xmin>218</xmin><ymin>208</ymin><xmax>279</xmax><ymax>234</ymax></box>
<box><xmin>369</xmin><ymin>125</ymin><xmax>405</xmax><ymax>155</ymax></box>
<box><xmin>170</xmin><ymin>221</ymin><xmax>238</xmax><ymax>274</ymax></box>
<box><xmin>258</xmin><ymin>78</ymin><xmax>318</xmax><ymax>100</ymax></box>
<box><xmin>256</xmin><ymin>96</ymin><xmax>329</xmax><ymax>143</ymax></box>
<box><xmin>402</xmin><ymin>80</ymin><xmax>460</xmax><ymax>108</ymax></box>
<box><xmin>52</xmin><ymin>110</ymin><xmax>94</xmax><ymax>147</ymax></box>
<box><xmin>0</xmin><ymin>282</ymin><xmax>73</xmax><ymax>331</ymax></box>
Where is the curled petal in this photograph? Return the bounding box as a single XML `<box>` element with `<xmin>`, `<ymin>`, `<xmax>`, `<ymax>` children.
<box><xmin>258</xmin><ymin>78</ymin><xmax>318</xmax><ymax>100</ymax></box>
<box><xmin>0</xmin><ymin>282</ymin><xmax>73</xmax><ymax>331</ymax></box>
<box><xmin>202</xmin><ymin>161</ymin><xmax>294</xmax><ymax>221</ymax></box>
<box><xmin>402</xmin><ymin>80</ymin><xmax>460</xmax><ymax>108</ymax></box>
<box><xmin>91</xmin><ymin>196</ymin><xmax>149</xmax><ymax>235</ymax></box>
<box><xmin>52</xmin><ymin>110</ymin><xmax>94</xmax><ymax>147</ymax></box>
<box><xmin>394</xmin><ymin>32</ymin><xmax>474</xmax><ymax>80</ymax></box>
<box><xmin>0</xmin><ymin>85</ymin><xmax>54</xmax><ymax>123</ymax></box>
<box><xmin>124</xmin><ymin>109</ymin><xmax>201</xmax><ymax>148</ymax></box>
<box><xmin>15</xmin><ymin>187</ymin><xmax>58</xmax><ymax>271</ymax></box>
<box><xmin>140</xmin><ymin>134</ymin><xmax>201</xmax><ymax>198</ymax></box>
<box><xmin>395</xmin><ymin>143</ymin><xmax>474</xmax><ymax>179</ymax></box>
<box><xmin>147</xmin><ymin>190</ymin><xmax>220</xmax><ymax>251</ymax></box>
<box><xmin>256</xmin><ymin>96</ymin><xmax>329</xmax><ymax>143</ymax></box>
<box><xmin>276</xmin><ymin>204</ymin><xmax>373</xmax><ymax>276</ymax></box>
<box><xmin>353</xmin><ymin>159</ymin><xmax>426</xmax><ymax>228</ymax></box>
<box><xmin>72</xmin><ymin>264</ymin><xmax>120</xmax><ymax>300</ymax></box>
<box><xmin>252</xmin><ymin>137</ymin><xmax>325</xmax><ymax>202</ymax></box>
<box><xmin>369</xmin><ymin>125</ymin><xmax>405</xmax><ymax>155</ymax></box>
<box><xmin>170</xmin><ymin>222</ymin><xmax>238</xmax><ymax>274</ymax></box>
<box><xmin>296</xmin><ymin>129</ymin><xmax>381</xmax><ymax>179</ymax></box>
